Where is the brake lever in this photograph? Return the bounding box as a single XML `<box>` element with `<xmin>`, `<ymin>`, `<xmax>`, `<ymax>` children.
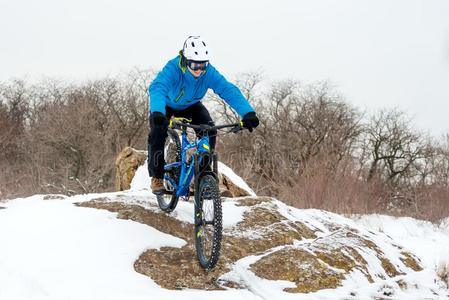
<box><xmin>230</xmin><ymin>124</ymin><xmax>243</xmax><ymax>133</ymax></box>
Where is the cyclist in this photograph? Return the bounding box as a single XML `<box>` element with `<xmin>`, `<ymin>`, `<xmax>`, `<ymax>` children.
<box><xmin>148</xmin><ymin>36</ymin><xmax>259</xmax><ymax>194</ymax></box>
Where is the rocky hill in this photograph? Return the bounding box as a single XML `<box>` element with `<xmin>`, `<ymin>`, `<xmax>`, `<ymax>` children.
<box><xmin>75</xmin><ymin>192</ymin><xmax>431</xmax><ymax>297</ymax></box>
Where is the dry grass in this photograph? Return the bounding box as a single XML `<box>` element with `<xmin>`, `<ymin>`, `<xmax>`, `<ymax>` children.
<box><xmin>277</xmin><ymin>164</ymin><xmax>386</xmax><ymax>215</ymax></box>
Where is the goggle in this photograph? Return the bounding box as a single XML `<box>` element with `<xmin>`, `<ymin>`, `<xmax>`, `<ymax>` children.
<box><xmin>186</xmin><ymin>60</ymin><xmax>209</xmax><ymax>71</ymax></box>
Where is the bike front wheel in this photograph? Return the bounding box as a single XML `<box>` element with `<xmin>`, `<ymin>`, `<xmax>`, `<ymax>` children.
<box><xmin>194</xmin><ymin>174</ymin><xmax>222</xmax><ymax>270</ymax></box>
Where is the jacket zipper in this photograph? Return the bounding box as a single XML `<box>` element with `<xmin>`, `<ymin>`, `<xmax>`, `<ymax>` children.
<box><xmin>174</xmin><ymin>89</ymin><xmax>184</xmax><ymax>103</ymax></box>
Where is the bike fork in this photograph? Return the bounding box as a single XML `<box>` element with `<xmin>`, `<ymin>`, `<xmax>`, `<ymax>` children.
<box><xmin>193</xmin><ymin>153</ymin><xmax>219</xmax><ymax>225</ymax></box>
<box><xmin>212</xmin><ymin>152</ymin><xmax>218</xmax><ymax>179</ymax></box>
<box><xmin>194</xmin><ymin>155</ymin><xmax>201</xmax><ymax>225</ymax></box>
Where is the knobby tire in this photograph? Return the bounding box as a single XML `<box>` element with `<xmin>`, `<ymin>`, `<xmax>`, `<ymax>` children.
<box><xmin>194</xmin><ymin>174</ymin><xmax>222</xmax><ymax>270</ymax></box>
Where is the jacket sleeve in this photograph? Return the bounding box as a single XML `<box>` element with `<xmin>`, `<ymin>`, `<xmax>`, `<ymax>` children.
<box><xmin>207</xmin><ymin>66</ymin><xmax>255</xmax><ymax>117</ymax></box>
<box><xmin>148</xmin><ymin>62</ymin><xmax>176</xmax><ymax>115</ymax></box>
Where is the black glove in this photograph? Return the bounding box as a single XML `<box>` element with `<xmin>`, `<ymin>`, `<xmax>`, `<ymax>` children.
<box><xmin>151</xmin><ymin>112</ymin><xmax>168</xmax><ymax>127</ymax></box>
<box><xmin>242</xmin><ymin>112</ymin><xmax>259</xmax><ymax>132</ymax></box>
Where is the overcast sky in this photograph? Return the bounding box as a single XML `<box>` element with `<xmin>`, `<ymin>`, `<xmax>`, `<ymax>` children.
<box><xmin>1</xmin><ymin>0</ymin><xmax>448</xmax><ymax>135</ymax></box>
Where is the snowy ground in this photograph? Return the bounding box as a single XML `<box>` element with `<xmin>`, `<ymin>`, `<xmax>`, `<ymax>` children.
<box><xmin>0</xmin><ymin>164</ymin><xmax>448</xmax><ymax>299</ymax></box>
<box><xmin>2</xmin><ymin>192</ymin><xmax>448</xmax><ymax>300</ymax></box>
<box><xmin>0</xmin><ymin>192</ymin><xmax>261</xmax><ymax>300</ymax></box>
<box><xmin>353</xmin><ymin>214</ymin><xmax>449</xmax><ymax>271</ymax></box>
<box><xmin>352</xmin><ymin>214</ymin><xmax>449</xmax><ymax>296</ymax></box>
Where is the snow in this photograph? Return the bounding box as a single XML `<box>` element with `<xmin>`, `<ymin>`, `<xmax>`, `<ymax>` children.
<box><xmin>0</xmin><ymin>195</ymin><xmax>183</xmax><ymax>299</ymax></box>
<box><xmin>129</xmin><ymin>159</ymin><xmax>151</xmax><ymax>192</ymax></box>
<box><xmin>353</xmin><ymin>214</ymin><xmax>449</xmax><ymax>270</ymax></box>
<box><xmin>223</xmin><ymin>199</ymin><xmax>449</xmax><ymax>299</ymax></box>
<box><xmin>1</xmin><ymin>182</ymin><xmax>448</xmax><ymax>298</ymax></box>
<box><xmin>0</xmin><ymin>194</ymin><xmax>260</xmax><ymax>300</ymax></box>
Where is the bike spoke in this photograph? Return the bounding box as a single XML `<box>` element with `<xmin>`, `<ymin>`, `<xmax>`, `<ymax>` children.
<box><xmin>203</xmin><ymin>199</ymin><xmax>214</xmax><ymax>222</ymax></box>
<box><xmin>201</xmin><ymin>224</ymin><xmax>214</xmax><ymax>257</ymax></box>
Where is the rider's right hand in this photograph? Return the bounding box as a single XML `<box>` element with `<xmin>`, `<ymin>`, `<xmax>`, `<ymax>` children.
<box><xmin>151</xmin><ymin>112</ymin><xmax>169</xmax><ymax>127</ymax></box>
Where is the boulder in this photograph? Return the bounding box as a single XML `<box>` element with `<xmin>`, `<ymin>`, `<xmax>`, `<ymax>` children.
<box><xmin>217</xmin><ymin>162</ymin><xmax>255</xmax><ymax>197</ymax></box>
<box><xmin>115</xmin><ymin>147</ymin><xmax>147</xmax><ymax>191</ymax></box>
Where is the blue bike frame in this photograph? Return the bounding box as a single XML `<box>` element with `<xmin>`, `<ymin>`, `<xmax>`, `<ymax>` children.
<box><xmin>163</xmin><ymin>132</ymin><xmax>210</xmax><ymax>197</ymax></box>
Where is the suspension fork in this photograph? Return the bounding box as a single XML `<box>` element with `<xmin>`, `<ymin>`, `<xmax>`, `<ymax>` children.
<box><xmin>194</xmin><ymin>154</ymin><xmax>201</xmax><ymax>225</ymax></box>
<box><xmin>213</xmin><ymin>152</ymin><xmax>218</xmax><ymax>179</ymax></box>
<box><xmin>194</xmin><ymin>154</ymin><xmax>200</xmax><ymax>201</ymax></box>
<box><xmin>194</xmin><ymin>152</ymin><xmax>218</xmax><ymax>200</ymax></box>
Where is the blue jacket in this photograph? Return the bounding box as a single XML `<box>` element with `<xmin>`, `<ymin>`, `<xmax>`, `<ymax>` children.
<box><xmin>149</xmin><ymin>55</ymin><xmax>254</xmax><ymax>117</ymax></box>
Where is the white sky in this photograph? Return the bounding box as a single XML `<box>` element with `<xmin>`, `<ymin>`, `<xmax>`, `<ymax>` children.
<box><xmin>1</xmin><ymin>0</ymin><xmax>448</xmax><ymax>135</ymax></box>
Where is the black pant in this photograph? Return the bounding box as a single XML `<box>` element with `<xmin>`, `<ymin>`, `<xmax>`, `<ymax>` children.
<box><xmin>147</xmin><ymin>102</ymin><xmax>217</xmax><ymax>178</ymax></box>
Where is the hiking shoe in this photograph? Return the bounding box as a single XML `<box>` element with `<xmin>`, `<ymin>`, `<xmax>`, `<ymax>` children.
<box><xmin>151</xmin><ymin>177</ymin><xmax>165</xmax><ymax>195</ymax></box>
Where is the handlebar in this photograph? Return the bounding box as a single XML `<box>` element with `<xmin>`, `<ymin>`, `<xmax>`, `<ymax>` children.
<box><xmin>169</xmin><ymin>118</ymin><xmax>244</xmax><ymax>133</ymax></box>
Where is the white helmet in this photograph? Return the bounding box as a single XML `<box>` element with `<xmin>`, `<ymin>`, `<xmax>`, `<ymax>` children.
<box><xmin>182</xmin><ymin>36</ymin><xmax>210</xmax><ymax>61</ymax></box>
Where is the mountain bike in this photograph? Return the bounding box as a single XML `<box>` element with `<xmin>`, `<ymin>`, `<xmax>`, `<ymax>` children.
<box><xmin>156</xmin><ymin>117</ymin><xmax>244</xmax><ymax>270</ymax></box>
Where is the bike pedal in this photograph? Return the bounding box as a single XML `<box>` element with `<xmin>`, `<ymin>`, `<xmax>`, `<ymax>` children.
<box><xmin>152</xmin><ymin>189</ymin><xmax>166</xmax><ymax>196</ymax></box>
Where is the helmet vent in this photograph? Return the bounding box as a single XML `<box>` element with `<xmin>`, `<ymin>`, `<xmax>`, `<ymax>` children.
<box><xmin>195</xmin><ymin>51</ymin><xmax>198</xmax><ymax>55</ymax></box>
<box><xmin>202</xmin><ymin>41</ymin><xmax>206</xmax><ymax>46</ymax></box>
<box><xmin>191</xmin><ymin>42</ymin><xmax>195</xmax><ymax>47</ymax></box>
<box><xmin>206</xmin><ymin>51</ymin><xmax>208</xmax><ymax>54</ymax></box>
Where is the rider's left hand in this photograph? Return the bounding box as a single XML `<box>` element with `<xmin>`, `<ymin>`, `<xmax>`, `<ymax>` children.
<box><xmin>242</xmin><ymin>112</ymin><xmax>259</xmax><ymax>132</ymax></box>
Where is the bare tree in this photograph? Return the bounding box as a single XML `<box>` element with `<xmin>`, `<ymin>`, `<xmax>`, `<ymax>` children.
<box><xmin>208</xmin><ymin>71</ymin><xmax>264</xmax><ymax>124</ymax></box>
<box><xmin>421</xmin><ymin>134</ymin><xmax>449</xmax><ymax>187</ymax></box>
<box><xmin>1</xmin><ymin>73</ymin><xmax>448</xmax><ymax>221</ymax></box>
<box><xmin>0</xmin><ymin>70</ymin><xmax>152</xmax><ymax>198</ymax></box>
<box><xmin>364</xmin><ymin>109</ymin><xmax>427</xmax><ymax>185</ymax></box>
<box><xmin>212</xmin><ymin>78</ymin><xmax>362</xmax><ymax>196</ymax></box>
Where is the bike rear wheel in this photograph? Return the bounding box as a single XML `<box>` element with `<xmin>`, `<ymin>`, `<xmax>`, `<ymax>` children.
<box><xmin>194</xmin><ymin>174</ymin><xmax>222</xmax><ymax>270</ymax></box>
<box><xmin>157</xmin><ymin>128</ymin><xmax>181</xmax><ymax>213</ymax></box>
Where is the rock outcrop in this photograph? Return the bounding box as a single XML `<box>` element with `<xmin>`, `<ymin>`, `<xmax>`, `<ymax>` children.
<box><xmin>76</xmin><ymin>194</ymin><xmax>422</xmax><ymax>294</ymax></box>
<box><xmin>115</xmin><ymin>147</ymin><xmax>147</xmax><ymax>191</ymax></box>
